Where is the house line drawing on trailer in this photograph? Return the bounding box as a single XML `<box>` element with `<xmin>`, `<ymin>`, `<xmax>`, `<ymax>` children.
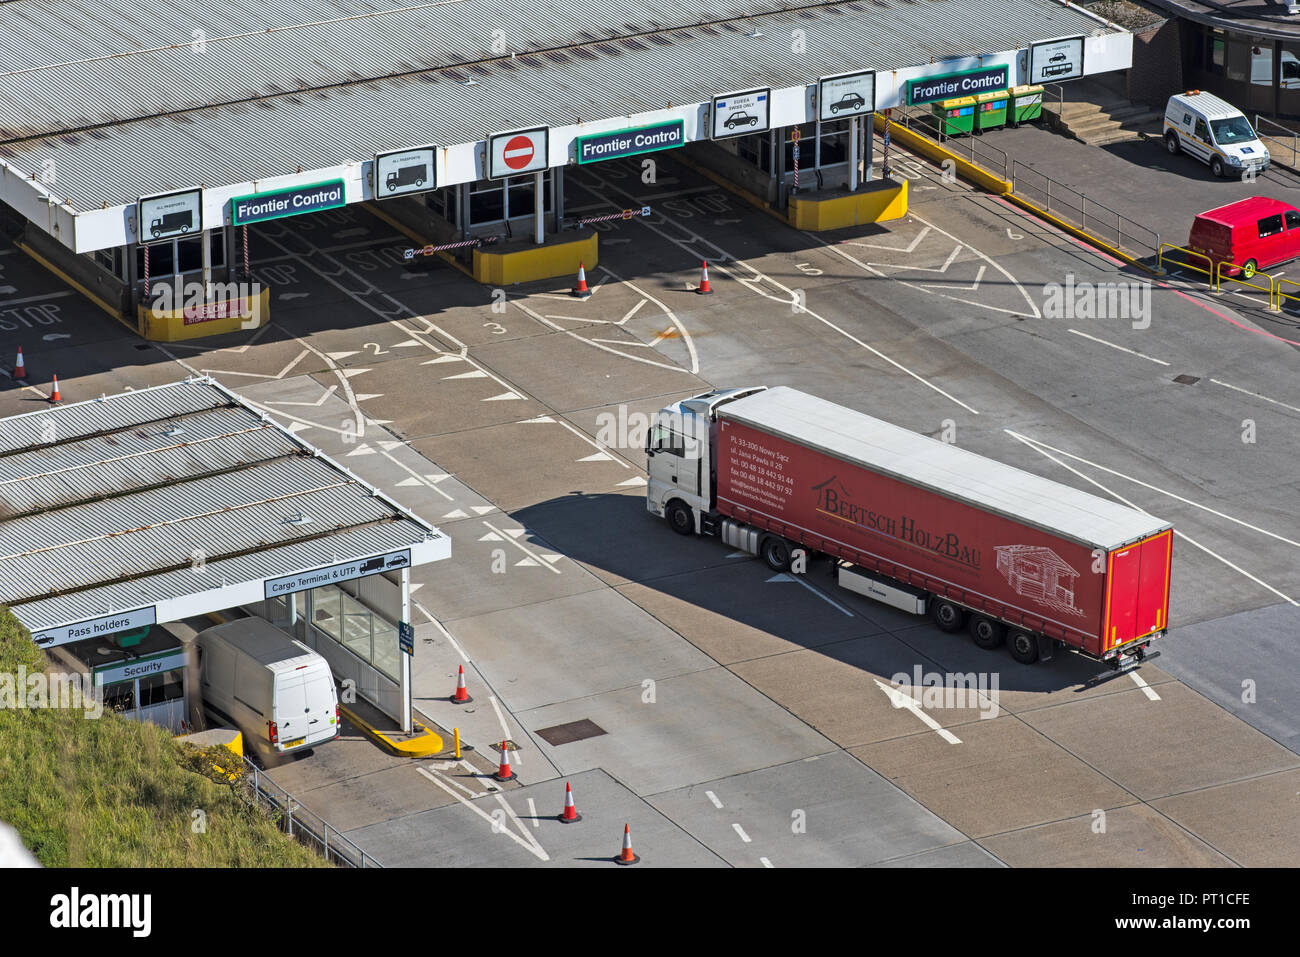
<box><xmin>995</xmin><ymin>544</ymin><xmax>1085</xmax><ymax>616</ymax></box>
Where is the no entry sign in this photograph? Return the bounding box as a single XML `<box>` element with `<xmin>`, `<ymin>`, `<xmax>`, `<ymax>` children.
<box><xmin>489</xmin><ymin>126</ymin><xmax>549</xmax><ymax>179</ymax></box>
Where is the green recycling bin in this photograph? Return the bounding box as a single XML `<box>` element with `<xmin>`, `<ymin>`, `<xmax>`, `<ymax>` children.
<box><xmin>1009</xmin><ymin>84</ymin><xmax>1044</xmax><ymax>126</ymax></box>
<box><xmin>931</xmin><ymin>96</ymin><xmax>976</xmax><ymax>137</ymax></box>
<box><xmin>976</xmin><ymin>90</ymin><xmax>1009</xmax><ymax>133</ymax></box>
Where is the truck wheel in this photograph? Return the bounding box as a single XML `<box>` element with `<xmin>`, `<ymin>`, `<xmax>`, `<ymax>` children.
<box><xmin>1007</xmin><ymin>629</ymin><xmax>1039</xmax><ymax>664</ymax></box>
<box><xmin>968</xmin><ymin>614</ymin><xmax>1005</xmax><ymax>649</ymax></box>
<box><xmin>1164</xmin><ymin>132</ymin><xmax>1180</xmax><ymax>155</ymax></box>
<box><xmin>761</xmin><ymin>536</ymin><xmax>792</xmax><ymax>572</ymax></box>
<box><xmin>665</xmin><ymin>501</ymin><xmax>695</xmax><ymax>536</ymax></box>
<box><xmin>931</xmin><ymin>599</ymin><xmax>967</xmax><ymax>633</ymax></box>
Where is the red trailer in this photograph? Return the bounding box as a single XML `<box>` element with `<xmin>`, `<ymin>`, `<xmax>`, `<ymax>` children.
<box><xmin>646</xmin><ymin>387</ymin><xmax>1172</xmax><ymax>669</ymax></box>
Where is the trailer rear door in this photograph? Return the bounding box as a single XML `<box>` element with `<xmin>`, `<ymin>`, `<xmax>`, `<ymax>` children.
<box><xmin>1104</xmin><ymin>530</ymin><xmax>1172</xmax><ymax>650</ymax></box>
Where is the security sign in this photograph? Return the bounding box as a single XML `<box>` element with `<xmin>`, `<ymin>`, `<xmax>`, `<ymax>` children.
<box><xmin>1029</xmin><ymin>36</ymin><xmax>1085</xmax><ymax>84</ymax></box>
<box><xmin>712</xmin><ymin>88</ymin><xmax>770</xmax><ymax>139</ymax></box>
<box><xmin>489</xmin><ymin>126</ymin><xmax>549</xmax><ymax>179</ymax></box>
<box><xmin>819</xmin><ymin>71</ymin><xmax>875</xmax><ymax>122</ymax></box>
<box><xmin>374</xmin><ymin>145</ymin><xmax>437</xmax><ymax>199</ymax></box>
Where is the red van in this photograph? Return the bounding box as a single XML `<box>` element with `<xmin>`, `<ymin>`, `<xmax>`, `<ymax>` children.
<box><xmin>1189</xmin><ymin>197</ymin><xmax>1300</xmax><ymax>278</ymax></box>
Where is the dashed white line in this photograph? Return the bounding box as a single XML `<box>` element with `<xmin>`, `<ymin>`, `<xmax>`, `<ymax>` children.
<box><xmin>705</xmin><ymin>790</ymin><xmax>724</xmax><ymax>809</ymax></box>
<box><xmin>1129</xmin><ymin>672</ymin><xmax>1161</xmax><ymax>701</ymax></box>
<box><xmin>1210</xmin><ymin>378</ymin><xmax>1300</xmax><ymax>415</ymax></box>
<box><xmin>760</xmin><ymin>857</ymin><xmax>774</xmax><ymax>868</ymax></box>
<box><xmin>415</xmin><ymin>767</ymin><xmax>549</xmax><ymax>861</ymax></box>
<box><xmin>526</xmin><ymin>797</ymin><xmax>541</xmax><ymax>828</ymax></box>
<box><xmin>1067</xmin><ymin>328</ymin><xmax>1171</xmax><ymax>366</ymax></box>
<box><xmin>732</xmin><ymin>823</ymin><xmax>752</xmax><ymax>844</ymax></box>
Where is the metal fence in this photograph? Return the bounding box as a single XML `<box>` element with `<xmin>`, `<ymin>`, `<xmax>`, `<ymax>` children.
<box><xmin>1254</xmin><ymin>114</ymin><xmax>1300</xmax><ymax>171</ymax></box>
<box><xmin>243</xmin><ymin>756</ymin><xmax>381</xmax><ymax>868</ymax></box>
<box><xmin>1009</xmin><ymin>160</ymin><xmax>1160</xmax><ymax>258</ymax></box>
<box><xmin>892</xmin><ymin>104</ymin><xmax>1009</xmax><ymax>181</ymax></box>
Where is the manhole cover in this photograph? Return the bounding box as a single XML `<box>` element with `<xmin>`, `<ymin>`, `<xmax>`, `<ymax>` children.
<box><xmin>536</xmin><ymin>718</ymin><xmax>607</xmax><ymax>746</ymax></box>
<box><xmin>1173</xmin><ymin>374</ymin><xmax>1201</xmax><ymax>385</ymax></box>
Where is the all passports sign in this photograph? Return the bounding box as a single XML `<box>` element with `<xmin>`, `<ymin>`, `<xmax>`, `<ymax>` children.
<box><xmin>264</xmin><ymin>549</ymin><xmax>411</xmax><ymax>598</ymax></box>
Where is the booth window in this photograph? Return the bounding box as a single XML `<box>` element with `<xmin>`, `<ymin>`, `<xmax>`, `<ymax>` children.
<box><xmin>467</xmin><ymin>171</ymin><xmax>552</xmax><ymax>228</ymax></box>
<box><xmin>139</xmin><ymin>671</ymin><xmax>184</xmax><ymax>707</ymax></box>
<box><xmin>103</xmin><ymin>681</ymin><xmax>135</xmax><ymax>716</ymax></box>
<box><xmin>736</xmin><ymin>131</ymin><xmax>772</xmax><ymax>172</ymax></box>
<box><xmin>135</xmin><ymin>229</ymin><xmax>225</xmax><ymax>280</ymax></box>
<box><xmin>1225</xmin><ymin>35</ymin><xmax>1250</xmax><ymax>83</ymax></box>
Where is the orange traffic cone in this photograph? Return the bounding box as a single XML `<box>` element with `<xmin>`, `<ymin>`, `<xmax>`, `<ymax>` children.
<box><xmin>697</xmin><ymin>261</ymin><xmax>713</xmax><ymax>295</ymax></box>
<box><xmin>615</xmin><ymin>823</ymin><xmax>640</xmax><ymax>865</ymax></box>
<box><xmin>559</xmin><ymin>781</ymin><xmax>582</xmax><ymax>823</ymax></box>
<box><xmin>13</xmin><ymin>348</ymin><xmax>25</xmax><ymax>380</ymax></box>
<box><xmin>450</xmin><ymin>665</ymin><xmax>473</xmax><ymax>704</ymax></box>
<box><xmin>494</xmin><ymin>740</ymin><xmax>516</xmax><ymax>782</ymax></box>
<box><xmin>49</xmin><ymin>374</ymin><xmax>61</xmax><ymax>403</ymax></box>
<box><xmin>572</xmin><ymin>261</ymin><xmax>593</xmax><ymax>299</ymax></box>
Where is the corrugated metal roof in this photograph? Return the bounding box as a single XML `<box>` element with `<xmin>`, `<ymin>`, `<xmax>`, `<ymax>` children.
<box><xmin>15</xmin><ymin>522</ymin><xmax>433</xmax><ymax>630</ymax></box>
<box><xmin>0</xmin><ymin>377</ymin><xmax>446</xmax><ymax>630</ymax></box>
<box><xmin>719</xmin><ymin>387</ymin><xmax>1169</xmax><ymax>550</ymax></box>
<box><xmin>0</xmin><ymin>0</ymin><xmax>1116</xmax><ymax>206</ymax></box>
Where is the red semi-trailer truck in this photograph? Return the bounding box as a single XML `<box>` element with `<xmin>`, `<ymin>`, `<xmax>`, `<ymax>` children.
<box><xmin>646</xmin><ymin>387</ymin><xmax>1172</xmax><ymax>670</ymax></box>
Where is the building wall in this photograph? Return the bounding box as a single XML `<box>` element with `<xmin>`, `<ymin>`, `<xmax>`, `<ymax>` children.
<box><xmin>1128</xmin><ymin>17</ymin><xmax>1185</xmax><ymax>110</ymax></box>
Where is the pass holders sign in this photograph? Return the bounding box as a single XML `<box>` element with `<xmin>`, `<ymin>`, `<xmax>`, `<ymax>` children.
<box><xmin>489</xmin><ymin>126</ymin><xmax>549</xmax><ymax>179</ymax></box>
<box><xmin>819</xmin><ymin>70</ymin><xmax>875</xmax><ymax>121</ymax></box>
<box><xmin>31</xmin><ymin>606</ymin><xmax>157</xmax><ymax>649</ymax></box>
<box><xmin>906</xmin><ymin>65</ymin><xmax>1010</xmax><ymax>106</ymax></box>
<box><xmin>231</xmin><ymin>179</ymin><xmax>346</xmax><ymax>226</ymax></box>
<box><xmin>264</xmin><ymin>549</ymin><xmax>412</xmax><ymax>598</ymax></box>
<box><xmin>374</xmin><ymin>146</ymin><xmax>437</xmax><ymax>199</ymax></box>
<box><xmin>138</xmin><ymin>188</ymin><xmax>202</xmax><ymax>245</ymax></box>
<box><xmin>712</xmin><ymin>88</ymin><xmax>770</xmax><ymax>139</ymax></box>
<box><xmin>576</xmin><ymin>120</ymin><xmax>685</xmax><ymax>164</ymax></box>
<box><xmin>1029</xmin><ymin>36</ymin><xmax>1085</xmax><ymax>84</ymax></box>
<box><xmin>399</xmin><ymin>621</ymin><xmax>414</xmax><ymax>657</ymax></box>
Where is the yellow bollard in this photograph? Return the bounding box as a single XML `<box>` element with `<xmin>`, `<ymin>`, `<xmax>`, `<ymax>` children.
<box><xmin>454</xmin><ymin>727</ymin><xmax>461</xmax><ymax>760</ymax></box>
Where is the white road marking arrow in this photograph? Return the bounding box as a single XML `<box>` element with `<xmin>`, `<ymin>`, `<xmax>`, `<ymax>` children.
<box><xmin>873</xmin><ymin>679</ymin><xmax>962</xmax><ymax>744</ymax></box>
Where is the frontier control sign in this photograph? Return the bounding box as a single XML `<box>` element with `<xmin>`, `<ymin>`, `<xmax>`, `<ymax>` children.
<box><xmin>576</xmin><ymin>121</ymin><xmax>685</xmax><ymax>164</ymax></box>
<box><xmin>231</xmin><ymin>180</ymin><xmax>346</xmax><ymax>225</ymax></box>
<box><xmin>264</xmin><ymin>549</ymin><xmax>412</xmax><ymax>598</ymax></box>
<box><xmin>906</xmin><ymin>66</ymin><xmax>1009</xmax><ymax>106</ymax></box>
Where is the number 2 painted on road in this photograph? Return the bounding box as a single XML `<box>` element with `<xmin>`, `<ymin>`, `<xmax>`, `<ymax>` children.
<box><xmin>364</xmin><ymin>342</ymin><xmax>388</xmax><ymax>356</ymax></box>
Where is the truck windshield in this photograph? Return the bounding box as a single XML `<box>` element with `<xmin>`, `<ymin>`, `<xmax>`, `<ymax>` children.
<box><xmin>1211</xmin><ymin>117</ymin><xmax>1255</xmax><ymax>144</ymax></box>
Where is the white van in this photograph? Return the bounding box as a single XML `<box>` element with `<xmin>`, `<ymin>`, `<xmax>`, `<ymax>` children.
<box><xmin>196</xmin><ymin>617</ymin><xmax>339</xmax><ymax>760</ymax></box>
<box><xmin>1164</xmin><ymin>90</ymin><xmax>1270</xmax><ymax>178</ymax></box>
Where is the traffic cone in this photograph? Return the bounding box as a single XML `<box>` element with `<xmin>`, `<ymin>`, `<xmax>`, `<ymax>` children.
<box><xmin>494</xmin><ymin>740</ymin><xmax>516</xmax><ymax>782</ymax></box>
<box><xmin>615</xmin><ymin>823</ymin><xmax>640</xmax><ymax>865</ymax></box>
<box><xmin>572</xmin><ymin>261</ymin><xmax>593</xmax><ymax>299</ymax></box>
<box><xmin>697</xmin><ymin>261</ymin><xmax>713</xmax><ymax>295</ymax></box>
<box><xmin>49</xmin><ymin>374</ymin><xmax>61</xmax><ymax>403</ymax></box>
<box><xmin>13</xmin><ymin>348</ymin><xmax>25</xmax><ymax>380</ymax></box>
<box><xmin>558</xmin><ymin>781</ymin><xmax>582</xmax><ymax>823</ymax></box>
<box><xmin>450</xmin><ymin>665</ymin><xmax>473</xmax><ymax>704</ymax></box>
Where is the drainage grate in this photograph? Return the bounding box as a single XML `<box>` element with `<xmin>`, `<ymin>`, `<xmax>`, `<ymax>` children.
<box><xmin>536</xmin><ymin>718</ymin><xmax>607</xmax><ymax>746</ymax></box>
<box><xmin>1173</xmin><ymin>374</ymin><xmax>1201</xmax><ymax>385</ymax></box>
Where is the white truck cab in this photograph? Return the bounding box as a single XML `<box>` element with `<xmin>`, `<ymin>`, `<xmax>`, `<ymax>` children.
<box><xmin>645</xmin><ymin>387</ymin><xmax>765</xmax><ymax>534</ymax></box>
<box><xmin>1164</xmin><ymin>90</ymin><xmax>1269</xmax><ymax>178</ymax></box>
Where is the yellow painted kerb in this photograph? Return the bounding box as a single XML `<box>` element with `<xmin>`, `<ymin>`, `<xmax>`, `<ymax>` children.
<box><xmin>473</xmin><ymin>232</ymin><xmax>598</xmax><ymax>285</ymax></box>
<box><xmin>788</xmin><ymin>181</ymin><xmax>908</xmax><ymax>230</ymax></box>
<box><xmin>340</xmin><ymin>704</ymin><xmax>445</xmax><ymax>758</ymax></box>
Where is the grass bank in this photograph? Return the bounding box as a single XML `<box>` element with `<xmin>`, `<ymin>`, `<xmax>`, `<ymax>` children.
<box><xmin>0</xmin><ymin>608</ymin><xmax>324</xmax><ymax>867</ymax></box>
